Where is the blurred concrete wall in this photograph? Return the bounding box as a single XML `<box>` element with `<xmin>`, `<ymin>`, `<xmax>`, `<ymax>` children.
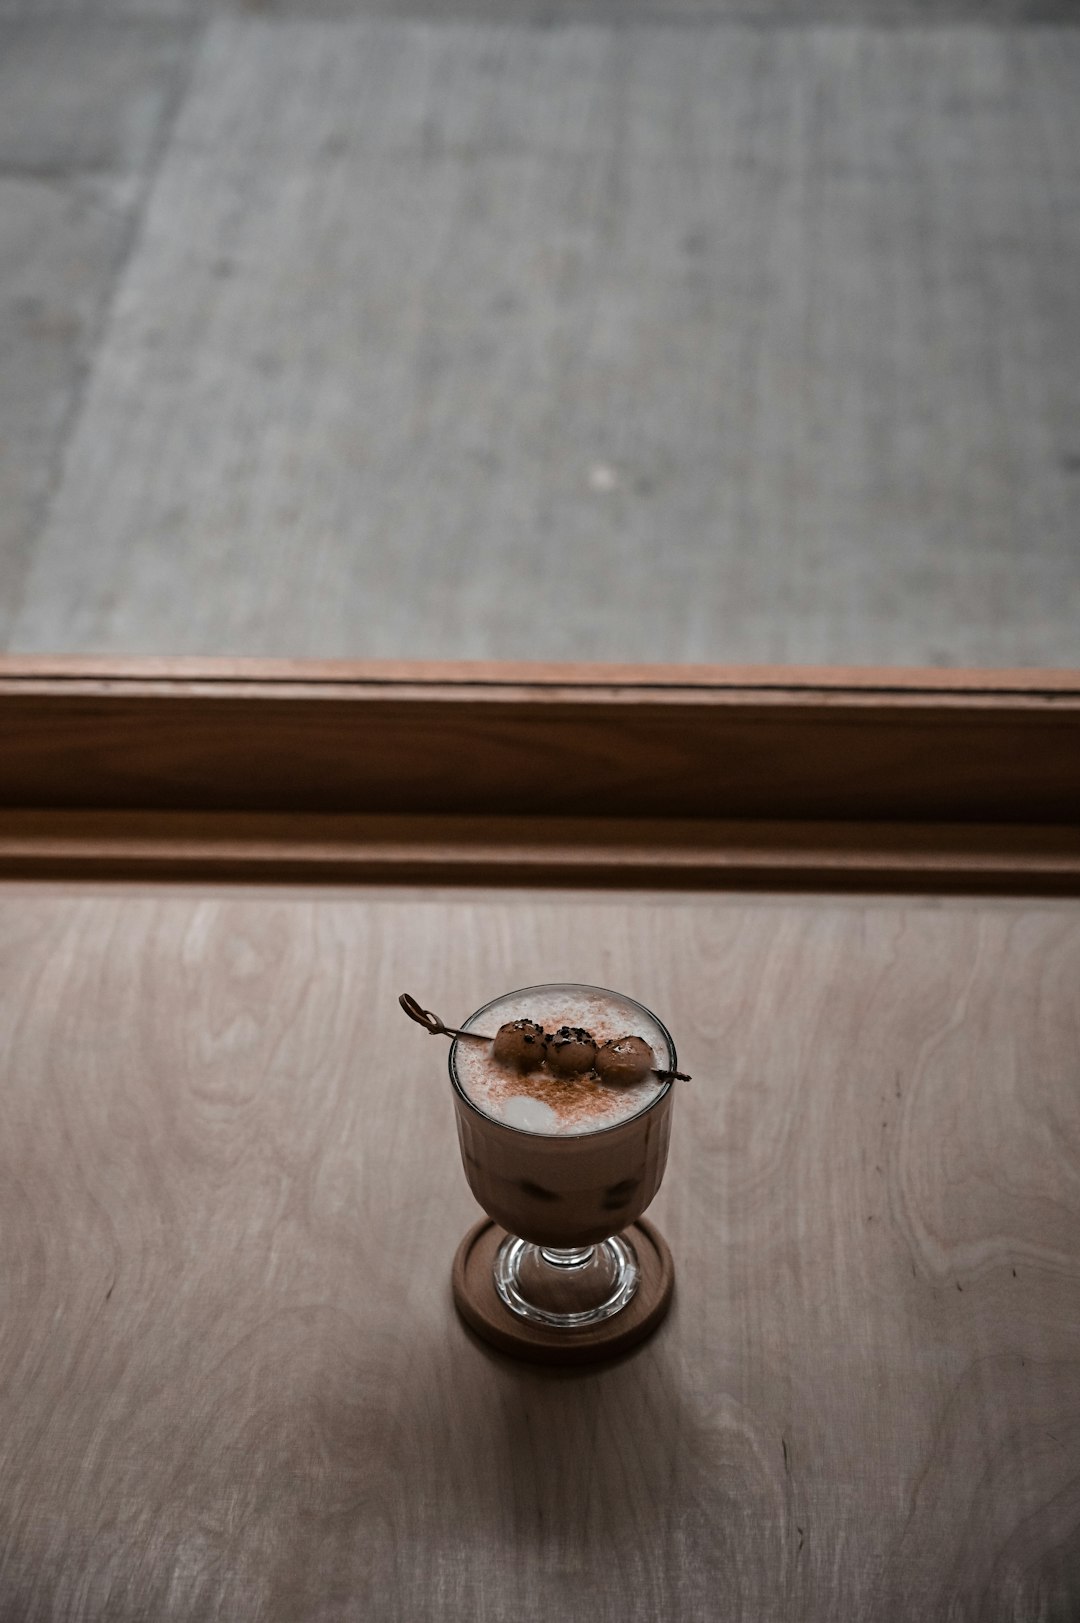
<box><xmin>1</xmin><ymin>1</ymin><xmax>1078</xmax><ymax>663</ymax></box>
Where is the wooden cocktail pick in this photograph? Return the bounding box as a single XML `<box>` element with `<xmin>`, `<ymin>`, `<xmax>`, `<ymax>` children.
<box><xmin>398</xmin><ymin>992</ymin><xmax>689</xmax><ymax>1081</ymax></box>
<box><xmin>398</xmin><ymin>992</ymin><xmax>493</xmax><ymax>1042</ymax></box>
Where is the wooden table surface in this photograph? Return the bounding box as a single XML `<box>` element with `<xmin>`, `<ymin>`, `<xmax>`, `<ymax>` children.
<box><xmin>2</xmin><ymin>882</ymin><xmax>1078</xmax><ymax>1622</ymax></box>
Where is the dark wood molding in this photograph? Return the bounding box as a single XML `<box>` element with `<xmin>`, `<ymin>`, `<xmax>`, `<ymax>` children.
<box><xmin>0</xmin><ymin>811</ymin><xmax>1077</xmax><ymax>894</ymax></box>
<box><xmin>2</xmin><ymin>659</ymin><xmax>1077</xmax><ymax>890</ymax></box>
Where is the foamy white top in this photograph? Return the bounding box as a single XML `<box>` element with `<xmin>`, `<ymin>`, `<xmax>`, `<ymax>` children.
<box><xmin>451</xmin><ymin>985</ymin><xmax>673</xmax><ymax>1137</ymax></box>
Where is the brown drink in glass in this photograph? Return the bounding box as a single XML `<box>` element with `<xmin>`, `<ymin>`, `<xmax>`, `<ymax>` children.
<box><xmin>450</xmin><ymin>983</ymin><xmax>676</xmax><ymax>1328</ymax></box>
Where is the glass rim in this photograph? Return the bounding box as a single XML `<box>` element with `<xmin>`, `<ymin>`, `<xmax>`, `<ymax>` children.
<box><xmin>448</xmin><ymin>981</ymin><xmax>676</xmax><ymax>1139</ymax></box>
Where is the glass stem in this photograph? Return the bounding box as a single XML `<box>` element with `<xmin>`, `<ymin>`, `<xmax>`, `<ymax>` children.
<box><xmin>539</xmin><ymin>1245</ymin><xmax>596</xmax><ymax>1269</ymax></box>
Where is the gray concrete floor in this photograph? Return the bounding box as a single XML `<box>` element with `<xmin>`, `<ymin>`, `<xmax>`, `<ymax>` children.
<box><xmin>1</xmin><ymin>3</ymin><xmax>1078</xmax><ymax>664</ymax></box>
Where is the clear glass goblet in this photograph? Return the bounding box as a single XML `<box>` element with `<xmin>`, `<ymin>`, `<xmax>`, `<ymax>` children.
<box><xmin>449</xmin><ymin>983</ymin><xmax>676</xmax><ymax>1330</ymax></box>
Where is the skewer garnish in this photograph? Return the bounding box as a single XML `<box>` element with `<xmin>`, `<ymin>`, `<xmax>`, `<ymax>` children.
<box><xmin>399</xmin><ymin>992</ymin><xmax>690</xmax><ymax>1081</ymax></box>
<box><xmin>547</xmin><ymin>1025</ymin><xmax>597</xmax><ymax>1077</ymax></box>
<box><xmin>596</xmin><ymin>1034</ymin><xmax>656</xmax><ymax>1085</ymax></box>
<box><xmin>493</xmin><ymin>1018</ymin><xmax>548</xmax><ymax>1072</ymax></box>
<box><xmin>398</xmin><ymin>993</ymin><xmax>494</xmax><ymax>1042</ymax></box>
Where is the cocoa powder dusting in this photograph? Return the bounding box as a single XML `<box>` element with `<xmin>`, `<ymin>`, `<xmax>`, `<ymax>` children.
<box><xmin>492</xmin><ymin>1067</ymin><xmax>614</xmax><ymax>1129</ymax></box>
<box><xmin>452</xmin><ymin>988</ymin><xmax>670</xmax><ymax>1134</ymax></box>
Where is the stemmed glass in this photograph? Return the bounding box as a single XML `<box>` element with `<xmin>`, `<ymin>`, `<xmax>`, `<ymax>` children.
<box><xmin>448</xmin><ymin>983</ymin><xmax>677</xmax><ymax>1330</ymax></box>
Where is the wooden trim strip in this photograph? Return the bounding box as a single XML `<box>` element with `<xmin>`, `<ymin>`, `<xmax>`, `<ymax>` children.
<box><xmin>1</xmin><ymin>661</ymin><xmax>1076</xmax><ymax>890</ymax></box>
<box><xmin>0</xmin><ymin>812</ymin><xmax>1077</xmax><ymax>894</ymax></box>
<box><xmin>1</xmin><ymin>666</ymin><xmax>1078</xmax><ymax>823</ymax></box>
<box><xmin>1</xmin><ymin>655</ymin><xmax>1078</xmax><ymax>697</ymax></box>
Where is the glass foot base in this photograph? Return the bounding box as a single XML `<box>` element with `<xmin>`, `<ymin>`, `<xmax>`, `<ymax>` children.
<box><xmin>493</xmin><ymin>1233</ymin><xmax>639</xmax><ymax>1329</ymax></box>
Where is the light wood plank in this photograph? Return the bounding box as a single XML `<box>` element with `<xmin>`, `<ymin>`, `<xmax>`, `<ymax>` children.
<box><xmin>3</xmin><ymin>652</ymin><xmax>1080</xmax><ymax>690</ymax></box>
<box><xmin>1</xmin><ymin>884</ymin><xmax>1078</xmax><ymax>1618</ymax></box>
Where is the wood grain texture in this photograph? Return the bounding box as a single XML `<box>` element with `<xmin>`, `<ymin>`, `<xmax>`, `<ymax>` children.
<box><xmin>1</xmin><ymin>883</ymin><xmax>1078</xmax><ymax>1620</ymax></box>
<box><xmin>6</xmin><ymin>654</ymin><xmax>1080</xmax><ymax>687</ymax></box>
<box><xmin>7</xmin><ymin>19</ymin><xmax>1080</xmax><ymax>666</ymax></box>
<box><xmin>1</xmin><ymin>665</ymin><xmax>1078</xmax><ymax>827</ymax></box>
<box><xmin>2</xmin><ymin>810</ymin><xmax>1079</xmax><ymax>894</ymax></box>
